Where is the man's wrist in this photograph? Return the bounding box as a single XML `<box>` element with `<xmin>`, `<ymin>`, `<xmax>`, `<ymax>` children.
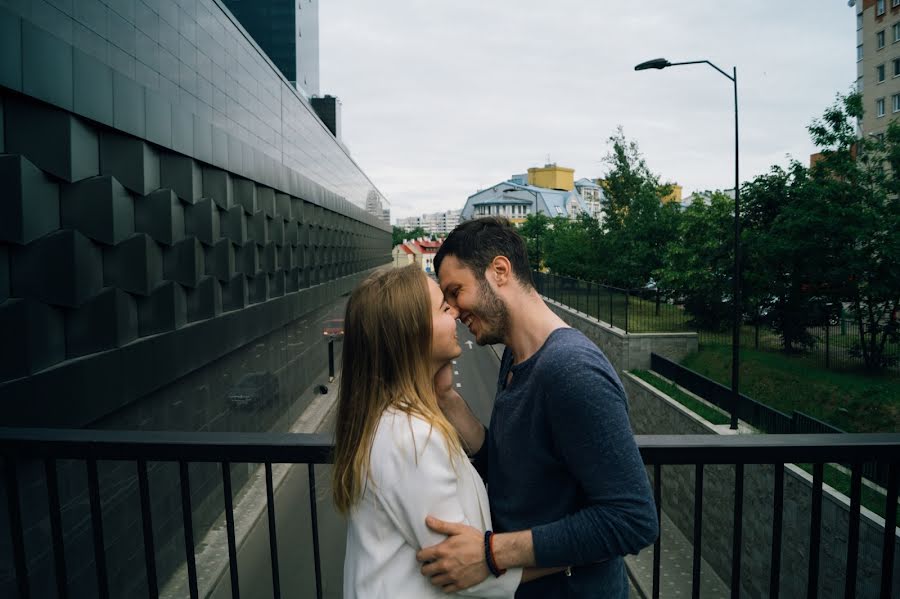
<box><xmin>491</xmin><ymin>530</ymin><xmax>535</xmax><ymax>571</ymax></box>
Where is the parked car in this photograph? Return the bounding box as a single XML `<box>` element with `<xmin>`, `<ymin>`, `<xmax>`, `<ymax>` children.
<box><xmin>323</xmin><ymin>318</ymin><xmax>344</xmax><ymax>339</ymax></box>
<box><xmin>227</xmin><ymin>372</ymin><xmax>279</xmax><ymax>411</ymax></box>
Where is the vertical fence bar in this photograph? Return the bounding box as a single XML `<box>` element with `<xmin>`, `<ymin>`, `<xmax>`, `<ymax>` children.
<box><xmin>308</xmin><ymin>464</ymin><xmax>323</xmax><ymax>599</ymax></box>
<box><xmin>731</xmin><ymin>463</ymin><xmax>745</xmax><ymax>599</ymax></box>
<box><xmin>825</xmin><ymin>322</ymin><xmax>830</xmax><ymax>370</ymax></box>
<box><xmin>807</xmin><ymin>463</ymin><xmax>824</xmax><ymax>599</ymax></box>
<box><xmin>609</xmin><ymin>288</ymin><xmax>613</xmax><ymax>327</ymax></box>
<box><xmin>880</xmin><ymin>463</ymin><xmax>898</xmax><ymax>599</ymax></box>
<box><xmin>222</xmin><ymin>462</ymin><xmax>241</xmax><ymax>599</ymax></box>
<box><xmin>596</xmin><ymin>283</ymin><xmax>601</xmax><ymax>322</ymax></box>
<box><xmin>692</xmin><ymin>464</ymin><xmax>703</xmax><ymax>599</ymax></box>
<box><xmin>770</xmin><ymin>463</ymin><xmax>784</xmax><ymax>599</ymax></box>
<box><xmin>652</xmin><ymin>464</ymin><xmax>662</xmax><ymax>599</ymax></box>
<box><xmin>5</xmin><ymin>458</ymin><xmax>30</xmax><ymax>599</ymax></box>
<box><xmin>45</xmin><ymin>459</ymin><xmax>68</xmax><ymax>599</ymax></box>
<box><xmin>137</xmin><ymin>460</ymin><xmax>159</xmax><ymax>599</ymax></box>
<box><xmin>328</xmin><ymin>339</ymin><xmax>335</xmax><ymax>382</ymax></box>
<box><xmin>265</xmin><ymin>463</ymin><xmax>282</xmax><ymax>599</ymax></box>
<box><xmin>844</xmin><ymin>464</ymin><xmax>863</xmax><ymax>599</ymax></box>
<box><xmin>86</xmin><ymin>459</ymin><xmax>110</xmax><ymax>599</ymax></box>
<box><xmin>179</xmin><ymin>462</ymin><xmax>199</xmax><ymax>599</ymax></box>
<box><xmin>625</xmin><ymin>289</ymin><xmax>630</xmax><ymax>334</ymax></box>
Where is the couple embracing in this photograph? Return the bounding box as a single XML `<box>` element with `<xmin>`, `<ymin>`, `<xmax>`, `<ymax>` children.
<box><xmin>332</xmin><ymin>217</ymin><xmax>658</xmax><ymax>598</ymax></box>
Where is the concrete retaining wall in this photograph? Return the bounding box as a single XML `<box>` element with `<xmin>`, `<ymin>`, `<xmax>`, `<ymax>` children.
<box><xmin>544</xmin><ymin>298</ymin><xmax>698</xmax><ymax>373</ymax></box>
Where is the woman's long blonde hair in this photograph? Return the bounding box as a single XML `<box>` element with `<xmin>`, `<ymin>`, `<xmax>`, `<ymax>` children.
<box><xmin>332</xmin><ymin>265</ymin><xmax>464</xmax><ymax>514</ymax></box>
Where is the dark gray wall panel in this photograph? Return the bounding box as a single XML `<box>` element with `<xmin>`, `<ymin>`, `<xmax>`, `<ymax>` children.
<box><xmin>73</xmin><ymin>47</ymin><xmax>114</xmax><ymax>126</ymax></box>
<box><xmin>186</xmin><ymin>275</ymin><xmax>221</xmax><ymax>322</ymax></box>
<box><xmin>0</xmin><ymin>298</ymin><xmax>65</xmax><ymax>382</ymax></box>
<box><xmin>10</xmin><ymin>229</ymin><xmax>103</xmax><ymax>309</ymax></box>
<box><xmin>0</xmin><ymin>8</ymin><xmax>23</xmax><ymax>93</ymax></box>
<box><xmin>22</xmin><ymin>19</ymin><xmax>74</xmax><ymax>111</ymax></box>
<box><xmin>202</xmin><ymin>166</ymin><xmax>233</xmax><ymax>210</ymax></box>
<box><xmin>0</xmin><ymin>245</ymin><xmax>8</xmax><ymax>303</ymax></box>
<box><xmin>103</xmin><ymin>233</ymin><xmax>164</xmax><ymax>296</ymax></box>
<box><xmin>100</xmin><ymin>130</ymin><xmax>161</xmax><ymax>196</ymax></box>
<box><xmin>138</xmin><ymin>280</ymin><xmax>186</xmax><ymax>336</ymax></box>
<box><xmin>135</xmin><ymin>188</ymin><xmax>185</xmax><ymax>246</ymax></box>
<box><xmin>5</xmin><ymin>95</ymin><xmax>100</xmax><ymax>183</ymax></box>
<box><xmin>65</xmin><ymin>287</ymin><xmax>139</xmax><ymax>359</ymax></box>
<box><xmin>0</xmin><ymin>154</ymin><xmax>60</xmax><ymax>245</ymax></box>
<box><xmin>159</xmin><ymin>152</ymin><xmax>201</xmax><ymax>204</ymax></box>
<box><xmin>221</xmin><ymin>204</ymin><xmax>247</xmax><ymax>245</ymax></box>
<box><xmin>61</xmin><ymin>175</ymin><xmax>135</xmax><ymax>245</ymax></box>
<box><xmin>164</xmin><ymin>236</ymin><xmax>205</xmax><ymax>287</ymax></box>
<box><xmin>184</xmin><ymin>197</ymin><xmax>220</xmax><ymax>245</ymax></box>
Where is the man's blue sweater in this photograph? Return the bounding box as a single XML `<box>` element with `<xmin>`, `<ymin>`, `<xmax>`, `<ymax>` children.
<box><xmin>473</xmin><ymin>327</ymin><xmax>658</xmax><ymax>598</ymax></box>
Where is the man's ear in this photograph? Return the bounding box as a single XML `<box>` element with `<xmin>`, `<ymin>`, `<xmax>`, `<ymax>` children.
<box><xmin>489</xmin><ymin>256</ymin><xmax>512</xmax><ymax>286</ymax></box>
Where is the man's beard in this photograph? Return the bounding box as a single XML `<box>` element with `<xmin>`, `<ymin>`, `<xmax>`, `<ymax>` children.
<box><xmin>472</xmin><ymin>279</ymin><xmax>510</xmax><ymax>346</ymax></box>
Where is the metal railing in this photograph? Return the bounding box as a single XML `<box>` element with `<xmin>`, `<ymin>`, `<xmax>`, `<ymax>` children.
<box><xmin>533</xmin><ymin>272</ymin><xmax>690</xmax><ymax>334</ymax></box>
<box><xmin>534</xmin><ymin>272</ymin><xmax>899</xmax><ymax>372</ymax></box>
<box><xmin>1</xmin><ymin>428</ymin><xmax>898</xmax><ymax>599</ymax></box>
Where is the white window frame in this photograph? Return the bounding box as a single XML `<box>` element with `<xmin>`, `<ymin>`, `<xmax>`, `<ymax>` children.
<box><xmin>878</xmin><ymin>30</ymin><xmax>886</xmax><ymax>49</ymax></box>
<box><xmin>893</xmin><ymin>94</ymin><xmax>900</xmax><ymax>112</ymax></box>
<box><xmin>894</xmin><ymin>58</ymin><xmax>900</xmax><ymax>77</ymax></box>
<box><xmin>878</xmin><ymin>63</ymin><xmax>887</xmax><ymax>82</ymax></box>
<box><xmin>877</xmin><ymin>97</ymin><xmax>886</xmax><ymax>117</ymax></box>
<box><xmin>858</xmin><ymin>13</ymin><xmax>864</xmax><ymax>30</ymax></box>
<box><xmin>858</xmin><ymin>44</ymin><xmax>864</xmax><ymax>62</ymax></box>
<box><xmin>894</xmin><ymin>23</ymin><xmax>900</xmax><ymax>42</ymax></box>
<box><xmin>894</xmin><ymin>0</ymin><xmax>900</xmax><ymax>8</ymax></box>
<box><xmin>878</xmin><ymin>0</ymin><xmax>886</xmax><ymax>16</ymax></box>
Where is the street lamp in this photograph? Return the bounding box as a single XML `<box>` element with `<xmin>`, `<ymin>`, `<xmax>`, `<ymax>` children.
<box><xmin>635</xmin><ymin>57</ymin><xmax>741</xmax><ymax>431</ymax></box>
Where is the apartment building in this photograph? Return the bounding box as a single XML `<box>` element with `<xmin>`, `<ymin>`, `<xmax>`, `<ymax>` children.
<box><xmin>857</xmin><ymin>0</ymin><xmax>900</xmax><ymax>137</ymax></box>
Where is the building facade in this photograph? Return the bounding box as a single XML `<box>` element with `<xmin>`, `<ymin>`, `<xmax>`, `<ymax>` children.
<box><xmin>857</xmin><ymin>0</ymin><xmax>900</xmax><ymax>138</ymax></box>
<box><xmin>0</xmin><ymin>1</ymin><xmax>389</xmax><ymax>595</ymax></box>
<box><xmin>396</xmin><ymin>209</ymin><xmax>461</xmax><ymax>236</ymax></box>
<box><xmin>461</xmin><ymin>166</ymin><xmax>601</xmax><ymax>224</ymax></box>
<box><xmin>392</xmin><ymin>238</ymin><xmax>442</xmax><ymax>273</ymax></box>
<box><xmin>222</xmin><ymin>0</ymin><xmax>320</xmax><ymax>97</ymax></box>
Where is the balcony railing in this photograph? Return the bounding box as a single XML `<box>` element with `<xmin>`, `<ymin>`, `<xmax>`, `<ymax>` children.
<box><xmin>1</xmin><ymin>428</ymin><xmax>898</xmax><ymax>599</ymax></box>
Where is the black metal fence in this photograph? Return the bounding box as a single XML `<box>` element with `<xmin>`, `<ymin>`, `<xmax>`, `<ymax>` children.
<box><xmin>532</xmin><ymin>272</ymin><xmax>691</xmax><ymax>334</ymax></box>
<box><xmin>1</xmin><ymin>427</ymin><xmax>898</xmax><ymax>599</ymax></box>
<box><xmin>650</xmin><ymin>353</ymin><xmax>893</xmax><ymax>489</ymax></box>
<box><xmin>534</xmin><ymin>272</ymin><xmax>899</xmax><ymax>373</ymax></box>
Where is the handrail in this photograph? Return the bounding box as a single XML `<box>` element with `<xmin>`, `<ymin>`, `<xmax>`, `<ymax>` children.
<box><xmin>2</xmin><ymin>427</ymin><xmax>898</xmax><ymax>464</ymax></box>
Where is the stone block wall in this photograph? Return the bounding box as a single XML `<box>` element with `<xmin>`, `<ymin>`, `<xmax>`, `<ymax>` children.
<box><xmin>625</xmin><ymin>373</ymin><xmax>900</xmax><ymax>599</ymax></box>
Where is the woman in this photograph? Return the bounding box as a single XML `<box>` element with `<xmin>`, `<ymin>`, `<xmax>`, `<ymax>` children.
<box><xmin>332</xmin><ymin>265</ymin><xmax>522</xmax><ymax>598</ymax></box>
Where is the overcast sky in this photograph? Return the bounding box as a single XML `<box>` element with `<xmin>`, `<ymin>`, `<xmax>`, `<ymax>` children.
<box><xmin>319</xmin><ymin>1</ymin><xmax>856</xmax><ymax>221</ymax></box>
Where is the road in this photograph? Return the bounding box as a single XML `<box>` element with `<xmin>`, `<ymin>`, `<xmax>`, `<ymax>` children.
<box><xmin>448</xmin><ymin>321</ymin><xmax>503</xmax><ymax>427</ymax></box>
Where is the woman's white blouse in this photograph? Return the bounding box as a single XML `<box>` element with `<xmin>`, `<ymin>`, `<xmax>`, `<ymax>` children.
<box><xmin>343</xmin><ymin>409</ymin><xmax>522</xmax><ymax>598</ymax></box>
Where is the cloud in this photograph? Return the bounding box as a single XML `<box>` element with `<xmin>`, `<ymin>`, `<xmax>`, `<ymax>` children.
<box><xmin>320</xmin><ymin>1</ymin><xmax>856</xmax><ymax>220</ymax></box>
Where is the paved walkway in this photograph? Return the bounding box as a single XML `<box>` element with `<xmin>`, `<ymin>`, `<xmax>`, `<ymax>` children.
<box><xmin>626</xmin><ymin>509</ymin><xmax>730</xmax><ymax>598</ymax></box>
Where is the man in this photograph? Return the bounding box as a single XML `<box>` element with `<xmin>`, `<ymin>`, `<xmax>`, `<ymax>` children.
<box><xmin>417</xmin><ymin>217</ymin><xmax>658</xmax><ymax>598</ymax></box>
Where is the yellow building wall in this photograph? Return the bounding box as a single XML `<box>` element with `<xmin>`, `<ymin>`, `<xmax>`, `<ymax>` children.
<box><xmin>662</xmin><ymin>184</ymin><xmax>682</xmax><ymax>204</ymax></box>
<box><xmin>527</xmin><ymin>165</ymin><xmax>575</xmax><ymax>191</ymax></box>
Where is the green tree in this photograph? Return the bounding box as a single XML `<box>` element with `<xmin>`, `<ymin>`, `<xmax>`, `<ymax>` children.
<box><xmin>392</xmin><ymin>226</ymin><xmax>428</xmax><ymax>247</ymax></box>
<box><xmin>599</xmin><ymin>128</ymin><xmax>680</xmax><ymax>288</ymax></box>
<box><xmin>802</xmin><ymin>92</ymin><xmax>900</xmax><ymax>370</ymax></box>
<box><xmin>656</xmin><ymin>192</ymin><xmax>734</xmax><ymax>330</ymax></box>
<box><xmin>519</xmin><ymin>213</ymin><xmax>551</xmax><ymax>271</ymax></box>
<box><xmin>741</xmin><ymin>162</ymin><xmax>828</xmax><ymax>352</ymax></box>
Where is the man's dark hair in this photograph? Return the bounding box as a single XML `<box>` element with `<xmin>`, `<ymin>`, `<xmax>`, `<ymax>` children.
<box><xmin>434</xmin><ymin>217</ymin><xmax>534</xmax><ymax>288</ymax></box>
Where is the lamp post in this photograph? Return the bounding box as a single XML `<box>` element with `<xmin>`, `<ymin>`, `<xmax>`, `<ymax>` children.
<box><xmin>635</xmin><ymin>57</ymin><xmax>741</xmax><ymax>431</ymax></box>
